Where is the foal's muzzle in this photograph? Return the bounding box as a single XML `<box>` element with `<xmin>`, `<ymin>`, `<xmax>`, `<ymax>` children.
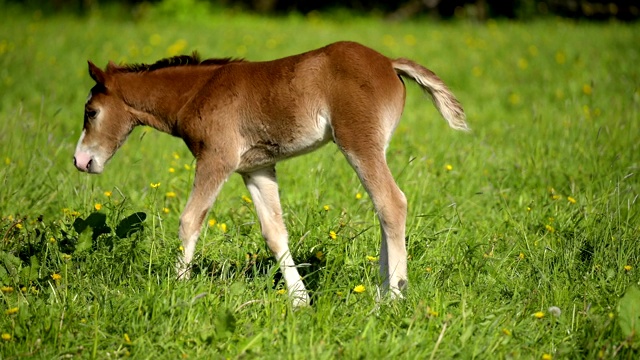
<box><xmin>73</xmin><ymin>152</ymin><xmax>96</xmax><ymax>173</ymax></box>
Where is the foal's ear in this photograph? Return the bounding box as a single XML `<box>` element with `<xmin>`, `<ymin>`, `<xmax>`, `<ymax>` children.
<box><xmin>88</xmin><ymin>61</ymin><xmax>107</xmax><ymax>84</ymax></box>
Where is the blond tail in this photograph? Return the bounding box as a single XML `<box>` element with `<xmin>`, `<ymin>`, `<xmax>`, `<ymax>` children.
<box><xmin>392</xmin><ymin>58</ymin><xmax>469</xmax><ymax>131</ymax></box>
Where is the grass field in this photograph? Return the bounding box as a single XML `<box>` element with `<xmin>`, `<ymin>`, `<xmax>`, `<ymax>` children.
<box><xmin>1</xmin><ymin>3</ymin><xmax>639</xmax><ymax>359</ymax></box>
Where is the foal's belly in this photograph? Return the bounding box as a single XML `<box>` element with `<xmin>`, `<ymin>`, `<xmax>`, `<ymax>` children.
<box><xmin>237</xmin><ymin>110</ymin><xmax>333</xmax><ymax>172</ymax></box>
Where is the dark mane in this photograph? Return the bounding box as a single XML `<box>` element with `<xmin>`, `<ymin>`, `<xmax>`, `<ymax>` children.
<box><xmin>115</xmin><ymin>51</ymin><xmax>245</xmax><ymax>73</ymax></box>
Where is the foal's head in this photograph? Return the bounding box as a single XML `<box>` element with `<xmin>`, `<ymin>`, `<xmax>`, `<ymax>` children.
<box><xmin>73</xmin><ymin>62</ymin><xmax>137</xmax><ymax>174</ymax></box>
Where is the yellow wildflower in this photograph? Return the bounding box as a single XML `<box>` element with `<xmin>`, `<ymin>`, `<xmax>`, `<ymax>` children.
<box><xmin>15</xmin><ymin>223</ymin><xmax>23</xmax><ymax>230</ymax></box>
<box><xmin>355</xmin><ymin>192</ymin><xmax>363</xmax><ymax>200</ymax></box>
<box><xmin>542</xmin><ymin>354</ymin><xmax>553</xmax><ymax>360</ymax></box>
<box><xmin>5</xmin><ymin>307</ymin><xmax>18</xmax><ymax>315</ymax></box>
<box><xmin>323</xmin><ymin>205</ymin><xmax>330</xmax><ymax>211</ymax></box>
<box><xmin>179</xmin><ymin>245</ymin><xmax>184</xmax><ymax>252</ymax></box>
<box><xmin>184</xmin><ymin>164</ymin><xmax>191</xmax><ymax>171</ymax></box>
<box><xmin>124</xmin><ymin>333</ymin><xmax>132</xmax><ymax>345</ymax></box>
<box><xmin>62</xmin><ymin>254</ymin><xmax>72</xmax><ymax>261</ymax></box>
<box><xmin>276</xmin><ymin>289</ymin><xmax>286</xmax><ymax>295</ymax></box>
<box><xmin>445</xmin><ymin>164</ymin><xmax>453</xmax><ymax>171</ymax></box>
<box><xmin>545</xmin><ymin>224</ymin><xmax>555</xmax><ymax>233</ymax></box>
<box><xmin>169</xmin><ymin>167</ymin><xmax>175</xmax><ymax>173</ymax></box>
<box><xmin>94</xmin><ymin>203</ymin><xmax>102</xmax><ymax>211</ymax></box>
<box><xmin>49</xmin><ymin>237</ymin><xmax>56</xmax><ymax>243</ymax></box>
<box><xmin>241</xmin><ymin>195</ymin><xmax>252</xmax><ymax>204</ymax></box>
<box><xmin>1</xmin><ymin>286</ymin><xmax>13</xmax><ymax>293</ymax></box>
<box><xmin>104</xmin><ymin>191</ymin><xmax>112</xmax><ymax>197</ymax></box>
<box><xmin>519</xmin><ymin>252</ymin><xmax>525</xmax><ymax>260</ymax></box>
<box><xmin>208</xmin><ymin>219</ymin><xmax>217</xmax><ymax>227</ymax></box>
<box><xmin>534</xmin><ymin>311</ymin><xmax>545</xmax><ymax>319</ymax></box>
<box><xmin>353</xmin><ymin>285</ymin><xmax>366</xmax><ymax>293</ymax></box>
<box><xmin>567</xmin><ymin>196</ymin><xmax>576</xmax><ymax>204</ymax></box>
<box><xmin>1</xmin><ymin>333</ymin><xmax>11</xmax><ymax>341</ymax></box>
<box><xmin>582</xmin><ymin>84</ymin><xmax>592</xmax><ymax>95</ymax></box>
<box><xmin>51</xmin><ymin>273</ymin><xmax>62</xmax><ymax>281</ymax></box>
<box><xmin>366</xmin><ymin>255</ymin><xmax>378</xmax><ymax>261</ymax></box>
<box><xmin>218</xmin><ymin>223</ymin><xmax>227</xmax><ymax>233</ymax></box>
<box><xmin>502</xmin><ymin>328</ymin><xmax>512</xmax><ymax>336</ymax></box>
<box><xmin>315</xmin><ymin>251</ymin><xmax>324</xmax><ymax>260</ymax></box>
<box><xmin>150</xmin><ymin>182</ymin><xmax>161</xmax><ymax>189</ymax></box>
<box><xmin>166</xmin><ymin>191</ymin><xmax>176</xmax><ymax>198</ymax></box>
<box><xmin>551</xmin><ymin>194</ymin><xmax>561</xmax><ymax>200</ymax></box>
<box><xmin>329</xmin><ymin>231</ymin><xmax>337</xmax><ymax>240</ymax></box>
<box><xmin>425</xmin><ymin>267</ymin><xmax>432</xmax><ymax>273</ymax></box>
<box><xmin>162</xmin><ymin>207</ymin><xmax>170</xmax><ymax>214</ymax></box>
<box><xmin>624</xmin><ymin>265</ymin><xmax>632</xmax><ymax>271</ymax></box>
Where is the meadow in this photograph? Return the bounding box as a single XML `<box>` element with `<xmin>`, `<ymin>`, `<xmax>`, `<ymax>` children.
<box><xmin>1</xmin><ymin>3</ymin><xmax>639</xmax><ymax>359</ymax></box>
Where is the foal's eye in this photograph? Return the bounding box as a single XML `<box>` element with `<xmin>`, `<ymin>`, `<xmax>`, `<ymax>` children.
<box><xmin>86</xmin><ymin>109</ymin><xmax>98</xmax><ymax>119</ymax></box>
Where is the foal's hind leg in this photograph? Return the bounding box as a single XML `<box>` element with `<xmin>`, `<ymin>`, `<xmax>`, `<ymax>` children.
<box><xmin>335</xmin><ymin>130</ymin><xmax>408</xmax><ymax>298</ymax></box>
<box><xmin>242</xmin><ymin>167</ymin><xmax>309</xmax><ymax>307</ymax></box>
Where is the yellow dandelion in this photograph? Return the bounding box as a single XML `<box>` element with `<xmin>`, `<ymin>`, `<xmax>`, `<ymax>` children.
<box><xmin>551</xmin><ymin>194</ymin><xmax>561</xmax><ymax>200</ymax></box>
<box><xmin>208</xmin><ymin>219</ymin><xmax>217</xmax><ymax>227</ymax></box>
<box><xmin>20</xmin><ymin>286</ymin><xmax>27</xmax><ymax>293</ymax></box>
<box><xmin>241</xmin><ymin>195</ymin><xmax>252</xmax><ymax>204</ymax></box>
<box><xmin>315</xmin><ymin>251</ymin><xmax>324</xmax><ymax>260</ymax></box>
<box><xmin>353</xmin><ymin>284</ymin><xmax>366</xmax><ymax>293</ymax></box>
<box><xmin>427</xmin><ymin>308</ymin><xmax>439</xmax><ymax>317</ymax></box>
<box><xmin>218</xmin><ymin>223</ymin><xmax>227</xmax><ymax>233</ymax></box>
<box><xmin>166</xmin><ymin>191</ymin><xmax>176</xmax><ymax>198</ymax></box>
<box><xmin>517</xmin><ymin>58</ymin><xmax>528</xmax><ymax>70</ymax></box>
<box><xmin>527</xmin><ymin>206</ymin><xmax>532</xmax><ymax>211</ymax></box>
<box><xmin>94</xmin><ymin>203</ymin><xmax>102</xmax><ymax>211</ymax></box>
<box><xmin>502</xmin><ymin>328</ymin><xmax>512</xmax><ymax>336</ymax></box>
<box><xmin>167</xmin><ymin>39</ymin><xmax>187</xmax><ymax>57</ymax></box>
<box><xmin>15</xmin><ymin>223</ymin><xmax>23</xmax><ymax>230</ymax></box>
<box><xmin>51</xmin><ymin>273</ymin><xmax>62</xmax><ymax>281</ymax></box>
<box><xmin>1</xmin><ymin>286</ymin><xmax>13</xmax><ymax>293</ymax></box>
<box><xmin>277</xmin><ymin>289</ymin><xmax>286</xmax><ymax>295</ymax></box>
<box><xmin>508</xmin><ymin>93</ymin><xmax>521</xmax><ymax>105</ymax></box>
<box><xmin>425</xmin><ymin>267</ymin><xmax>432</xmax><ymax>273</ymax></box>
<box><xmin>1</xmin><ymin>333</ymin><xmax>11</xmax><ymax>341</ymax></box>
<box><xmin>169</xmin><ymin>167</ymin><xmax>175</xmax><ymax>173</ymax></box>
<box><xmin>519</xmin><ymin>252</ymin><xmax>525</xmax><ymax>260</ymax></box>
<box><xmin>542</xmin><ymin>354</ymin><xmax>553</xmax><ymax>360</ymax></box>
<box><xmin>545</xmin><ymin>224</ymin><xmax>555</xmax><ymax>233</ymax></box>
<box><xmin>608</xmin><ymin>312</ymin><xmax>615</xmax><ymax>319</ymax></box>
<box><xmin>49</xmin><ymin>237</ymin><xmax>56</xmax><ymax>243</ymax></box>
<box><xmin>582</xmin><ymin>84</ymin><xmax>592</xmax><ymax>95</ymax></box>
<box><xmin>124</xmin><ymin>333</ymin><xmax>132</xmax><ymax>344</ymax></box>
<box><xmin>534</xmin><ymin>311</ymin><xmax>545</xmax><ymax>319</ymax></box>
<box><xmin>150</xmin><ymin>182</ymin><xmax>161</xmax><ymax>189</ymax></box>
<box><xmin>445</xmin><ymin>164</ymin><xmax>453</xmax><ymax>171</ymax></box>
<box><xmin>624</xmin><ymin>265</ymin><xmax>632</xmax><ymax>271</ymax></box>
<box><xmin>5</xmin><ymin>307</ymin><xmax>18</xmax><ymax>315</ymax></box>
<box><xmin>366</xmin><ymin>255</ymin><xmax>378</xmax><ymax>261</ymax></box>
<box><xmin>184</xmin><ymin>164</ymin><xmax>191</xmax><ymax>171</ymax></box>
<box><xmin>162</xmin><ymin>207</ymin><xmax>170</xmax><ymax>214</ymax></box>
<box><xmin>178</xmin><ymin>245</ymin><xmax>184</xmax><ymax>252</ymax></box>
<box><xmin>104</xmin><ymin>191</ymin><xmax>112</xmax><ymax>197</ymax></box>
<box><xmin>329</xmin><ymin>230</ymin><xmax>337</xmax><ymax>240</ymax></box>
<box><xmin>355</xmin><ymin>192</ymin><xmax>363</xmax><ymax>200</ymax></box>
<box><xmin>567</xmin><ymin>196</ymin><xmax>576</xmax><ymax>204</ymax></box>
<box><xmin>323</xmin><ymin>205</ymin><xmax>330</xmax><ymax>211</ymax></box>
<box><xmin>172</xmin><ymin>152</ymin><xmax>180</xmax><ymax>160</ymax></box>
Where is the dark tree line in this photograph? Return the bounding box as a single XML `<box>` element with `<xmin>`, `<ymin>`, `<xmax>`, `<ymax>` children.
<box><xmin>8</xmin><ymin>0</ymin><xmax>640</xmax><ymax>20</ymax></box>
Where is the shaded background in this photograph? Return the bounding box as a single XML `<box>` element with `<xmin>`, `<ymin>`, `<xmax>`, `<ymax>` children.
<box><xmin>8</xmin><ymin>0</ymin><xmax>640</xmax><ymax>20</ymax></box>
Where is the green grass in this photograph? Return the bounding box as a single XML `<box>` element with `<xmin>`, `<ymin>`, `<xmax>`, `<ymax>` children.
<box><xmin>1</xmin><ymin>4</ymin><xmax>639</xmax><ymax>359</ymax></box>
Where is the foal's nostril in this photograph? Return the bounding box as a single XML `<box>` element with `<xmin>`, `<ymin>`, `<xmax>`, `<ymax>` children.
<box><xmin>86</xmin><ymin>159</ymin><xmax>93</xmax><ymax>171</ymax></box>
<box><xmin>73</xmin><ymin>156</ymin><xmax>77</xmax><ymax>167</ymax></box>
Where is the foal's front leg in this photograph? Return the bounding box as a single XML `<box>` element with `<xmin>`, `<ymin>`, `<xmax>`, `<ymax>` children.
<box><xmin>176</xmin><ymin>157</ymin><xmax>232</xmax><ymax>279</ymax></box>
<box><xmin>242</xmin><ymin>167</ymin><xmax>309</xmax><ymax>307</ymax></box>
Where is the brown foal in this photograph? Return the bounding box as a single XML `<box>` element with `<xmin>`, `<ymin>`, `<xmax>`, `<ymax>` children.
<box><xmin>73</xmin><ymin>41</ymin><xmax>467</xmax><ymax>306</ymax></box>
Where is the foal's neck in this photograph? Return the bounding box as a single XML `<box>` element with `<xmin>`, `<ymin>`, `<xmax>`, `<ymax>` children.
<box><xmin>114</xmin><ymin>67</ymin><xmax>217</xmax><ymax>135</ymax></box>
